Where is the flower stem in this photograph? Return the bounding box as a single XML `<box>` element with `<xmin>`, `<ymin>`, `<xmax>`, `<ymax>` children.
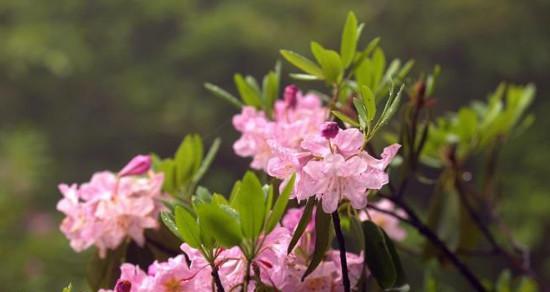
<box><xmin>332</xmin><ymin>211</ymin><xmax>351</xmax><ymax>292</ymax></box>
<box><xmin>211</xmin><ymin>265</ymin><xmax>225</xmax><ymax>292</ymax></box>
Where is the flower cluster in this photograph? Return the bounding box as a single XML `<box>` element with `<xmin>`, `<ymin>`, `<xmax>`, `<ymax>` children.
<box><xmin>104</xmin><ymin>208</ymin><xmax>364</xmax><ymax>292</ymax></box>
<box><xmin>56</xmin><ymin>155</ymin><xmax>164</xmax><ymax>257</ymax></box>
<box><xmin>233</xmin><ymin>85</ymin><xmax>401</xmax><ymax>213</ymax></box>
<box><xmin>233</xmin><ymin>85</ymin><xmax>328</xmax><ymax>171</ymax></box>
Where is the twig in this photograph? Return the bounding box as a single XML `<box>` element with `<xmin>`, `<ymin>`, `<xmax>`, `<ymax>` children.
<box><xmin>332</xmin><ymin>212</ymin><xmax>351</xmax><ymax>292</ymax></box>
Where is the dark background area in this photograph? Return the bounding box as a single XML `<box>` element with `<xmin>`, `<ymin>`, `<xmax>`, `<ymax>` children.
<box><xmin>0</xmin><ymin>0</ymin><xmax>548</xmax><ymax>290</ymax></box>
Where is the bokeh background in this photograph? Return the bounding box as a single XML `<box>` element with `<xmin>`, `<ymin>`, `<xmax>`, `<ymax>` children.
<box><xmin>0</xmin><ymin>0</ymin><xmax>548</xmax><ymax>290</ymax></box>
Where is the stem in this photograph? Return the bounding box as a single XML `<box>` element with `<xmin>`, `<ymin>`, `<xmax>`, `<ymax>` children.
<box><xmin>454</xmin><ymin>170</ymin><xmax>535</xmax><ymax>276</ymax></box>
<box><xmin>379</xmin><ymin>193</ymin><xmax>487</xmax><ymax>292</ymax></box>
<box><xmin>242</xmin><ymin>260</ymin><xmax>251</xmax><ymax>292</ymax></box>
<box><xmin>211</xmin><ymin>264</ymin><xmax>225</xmax><ymax>292</ymax></box>
<box><xmin>332</xmin><ymin>212</ymin><xmax>351</xmax><ymax>292</ymax></box>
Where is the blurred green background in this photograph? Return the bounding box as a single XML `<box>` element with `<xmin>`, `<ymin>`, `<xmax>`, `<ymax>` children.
<box><xmin>0</xmin><ymin>0</ymin><xmax>548</xmax><ymax>290</ymax></box>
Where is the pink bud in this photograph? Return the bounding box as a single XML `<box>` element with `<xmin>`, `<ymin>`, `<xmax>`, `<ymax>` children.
<box><xmin>321</xmin><ymin>122</ymin><xmax>339</xmax><ymax>139</ymax></box>
<box><xmin>115</xmin><ymin>280</ymin><xmax>132</xmax><ymax>292</ymax></box>
<box><xmin>118</xmin><ymin>155</ymin><xmax>151</xmax><ymax>177</ymax></box>
<box><xmin>284</xmin><ymin>84</ymin><xmax>299</xmax><ymax>108</ymax></box>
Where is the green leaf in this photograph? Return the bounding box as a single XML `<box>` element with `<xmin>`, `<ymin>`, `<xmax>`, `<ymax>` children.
<box><xmin>310</xmin><ymin>42</ymin><xmax>343</xmax><ymax>83</ymax></box>
<box><xmin>196</xmin><ymin>203</ymin><xmax>242</xmax><ymax>247</ymax></box>
<box><xmin>160</xmin><ymin>211</ymin><xmax>182</xmax><ymax>240</ymax></box>
<box><xmin>212</xmin><ymin>193</ymin><xmax>229</xmax><ymax>205</ymax></box>
<box><xmin>154</xmin><ymin>159</ymin><xmax>177</xmax><ymax>194</ymax></box>
<box><xmin>175</xmin><ymin>206</ymin><xmax>201</xmax><ymax>248</ymax></box>
<box><xmin>517</xmin><ymin>277</ymin><xmax>538</xmax><ymax>292</ymax></box>
<box><xmin>229</xmin><ymin>180</ymin><xmax>241</xmax><ymax>204</ymax></box>
<box><xmin>262</xmin><ymin>71</ymin><xmax>279</xmax><ymax>111</ymax></box>
<box><xmin>175</xmin><ymin>135</ymin><xmax>196</xmax><ymax>187</ymax></box>
<box><xmin>364</xmin><ymin>37</ymin><xmax>381</xmax><ymax>57</ymax></box>
<box><xmin>382</xmin><ymin>229</ymin><xmax>407</xmax><ymax>289</ymax></box>
<box><xmin>289</xmin><ymin>73</ymin><xmax>321</xmax><ymax>81</ymax></box>
<box><xmin>496</xmin><ymin>270</ymin><xmax>511</xmax><ymax>292</ymax></box>
<box><xmin>378</xmin><ymin>84</ymin><xmax>405</xmax><ymax>128</ymax></box>
<box><xmin>191</xmin><ymin>138</ymin><xmax>221</xmax><ymax>186</ymax></box>
<box><xmin>355</xmin><ymin>58</ymin><xmax>373</xmax><ymax>88</ymax></box>
<box><xmin>280</xmin><ymin>50</ymin><xmax>324</xmax><ymax>78</ymax></box>
<box><xmin>234</xmin><ymin>74</ymin><xmax>262</xmax><ymax>107</ymax></box>
<box><xmin>332</xmin><ymin>110</ymin><xmax>360</xmax><ymax>127</ymax></box>
<box><xmin>62</xmin><ymin>283</ymin><xmax>72</xmax><ymax>292</ymax></box>
<box><xmin>362</xmin><ymin>220</ymin><xmax>397</xmax><ymax>289</ymax></box>
<box><xmin>397</xmin><ymin>60</ymin><xmax>415</xmax><ymax>81</ymax></box>
<box><xmin>353</xmin><ymin>98</ymin><xmax>368</xmax><ymax>129</ymax></box>
<box><xmin>361</xmin><ymin>85</ymin><xmax>376</xmax><ymax>121</ymax></box>
<box><xmin>191</xmin><ymin>135</ymin><xmax>203</xmax><ymax>172</ymax></box>
<box><xmin>302</xmin><ymin>206</ymin><xmax>332</xmax><ymax>280</ymax></box>
<box><xmin>340</xmin><ymin>11</ymin><xmax>358</xmax><ymax>68</ymax></box>
<box><xmin>265</xmin><ymin>174</ymin><xmax>295</xmax><ymax>233</ymax></box>
<box><xmin>372</xmin><ymin>48</ymin><xmax>386</xmax><ymax>88</ymax></box>
<box><xmin>287</xmin><ymin>198</ymin><xmax>315</xmax><ymax>254</ymax></box>
<box><xmin>204</xmin><ymin>82</ymin><xmax>243</xmax><ymax>109</ymax></box>
<box><xmin>265</xmin><ymin>184</ymin><xmax>274</xmax><ymax>212</ymax></box>
<box><xmin>231</xmin><ymin>171</ymin><xmax>266</xmax><ymax>240</ymax></box>
<box><xmin>194</xmin><ymin>186</ymin><xmax>212</xmax><ymax>205</ymax></box>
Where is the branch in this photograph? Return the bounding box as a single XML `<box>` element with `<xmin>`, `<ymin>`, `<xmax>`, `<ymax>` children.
<box><xmin>454</xmin><ymin>171</ymin><xmax>535</xmax><ymax>277</ymax></box>
<box><xmin>211</xmin><ymin>265</ymin><xmax>225</xmax><ymax>292</ymax></box>
<box><xmin>378</xmin><ymin>192</ymin><xmax>487</xmax><ymax>292</ymax></box>
<box><xmin>332</xmin><ymin>212</ymin><xmax>351</xmax><ymax>292</ymax></box>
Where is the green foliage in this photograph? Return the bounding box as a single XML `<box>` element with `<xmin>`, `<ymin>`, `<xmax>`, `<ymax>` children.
<box><xmin>206</xmin><ymin>63</ymin><xmax>282</xmax><ymax>116</ymax></box>
<box><xmin>196</xmin><ymin>202</ymin><xmax>243</xmax><ymax>248</ymax></box>
<box><xmin>265</xmin><ymin>174</ymin><xmax>295</xmax><ymax>233</ymax></box>
<box><xmin>302</xmin><ymin>205</ymin><xmax>333</xmax><ymax>280</ymax></box>
<box><xmin>174</xmin><ymin>206</ymin><xmax>201</xmax><ymax>248</ymax></box>
<box><xmin>152</xmin><ymin>135</ymin><xmax>220</xmax><ymax>198</ymax></box>
<box><xmin>287</xmin><ymin>198</ymin><xmax>316</xmax><ymax>254</ymax></box>
<box><xmin>362</xmin><ymin>221</ymin><xmax>407</xmax><ymax>290</ymax></box>
<box><xmin>421</xmin><ymin>83</ymin><xmax>535</xmax><ymax>167</ymax></box>
<box><xmin>495</xmin><ymin>270</ymin><xmax>538</xmax><ymax>292</ymax></box>
<box><xmin>230</xmin><ymin>171</ymin><xmax>266</xmax><ymax>241</ymax></box>
<box><xmin>61</xmin><ymin>283</ymin><xmax>72</xmax><ymax>292</ymax></box>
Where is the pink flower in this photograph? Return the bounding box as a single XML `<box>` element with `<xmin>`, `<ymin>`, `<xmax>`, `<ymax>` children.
<box><xmin>360</xmin><ymin>144</ymin><xmax>401</xmax><ymax>190</ymax></box>
<box><xmin>147</xmin><ymin>255</ymin><xmax>206</xmax><ymax>291</ymax></box>
<box><xmin>119</xmin><ymin>155</ymin><xmax>152</xmax><ymax>177</ymax></box>
<box><xmin>359</xmin><ymin>199</ymin><xmax>407</xmax><ymax>241</ymax></box>
<box><xmin>57</xmin><ymin>158</ymin><xmax>164</xmax><ymax>258</ymax></box>
<box><xmin>302</xmin><ymin>153</ymin><xmax>369</xmax><ymax>213</ymax></box>
<box><xmin>232</xmin><ymin>106</ymin><xmax>274</xmax><ymax>170</ymax></box>
<box><xmin>232</xmin><ymin>85</ymin><xmax>328</xmax><ymax>171</ymax></box>
<box><xmin>296</xmin><ymin>125</ymin><xmax>400</xmax><ymax>213</ymax></box>
<box><xmin>99</xmin><ymin>263</ymin><xmax>150</xmax><ymax>292</ymax></box>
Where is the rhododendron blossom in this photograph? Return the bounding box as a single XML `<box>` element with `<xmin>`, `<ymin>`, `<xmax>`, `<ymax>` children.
<box><xmin>233</xmin><ymin>88</ymin><xmax>401</xmax><ymax>213</ymax></box>
<box><xmin>57</xmin><ymin>155</ymin><xmax>164</xmax><ymax>257</ymax></box>
<box><xmin>233</xmin><ymin>85</ymin><xmax>328</xmax><ymax>171</ymax></box>
<box><xmin>280</xmin><ymin>121</ymin><xmax>401</xmax><ymax>213</ymax></box>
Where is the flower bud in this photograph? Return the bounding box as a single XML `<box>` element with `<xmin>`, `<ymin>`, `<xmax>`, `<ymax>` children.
<box><xmin>284</xmin><ymin>84</ymin><xmax>299</xmax><ymax>108</ymax></box>
<box><xmin>115</xmin><ymin>280</ymin><xmax>132</xmax><ymax>292</ymax></box>
<box><xmin>118</xmin><ymin>155</ymin><xmax>152</xmax><ymax>177</ymax></box>
<box><xmin>321</xmin><ymin>122</ymin><xmax>339</xmax><ymax>139</ymax></box>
